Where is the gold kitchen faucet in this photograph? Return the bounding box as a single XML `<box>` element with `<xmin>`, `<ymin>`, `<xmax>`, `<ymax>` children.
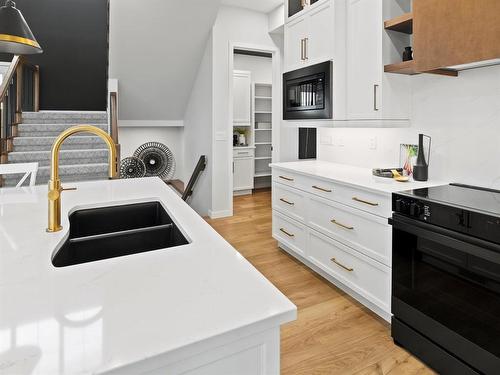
<box><xmin>47</xmin><ymin>125</ymin><xmax>118</xmax><ymax>232</ymax></box>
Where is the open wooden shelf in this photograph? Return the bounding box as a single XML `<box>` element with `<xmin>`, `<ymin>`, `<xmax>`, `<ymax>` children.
<box><xmin>384</xmin><ymin>60</ymin><xmax>420</xmax><ymax>75</ymax></box>
<box><xmin>384</xmin><ymin>12</ymin><xmax>413</xmax><ymax>34</ymax></box>
<box><xmin>384</xmin><ymin>60</ymin><xmax>458</xmax><ymax>77</ymax></box>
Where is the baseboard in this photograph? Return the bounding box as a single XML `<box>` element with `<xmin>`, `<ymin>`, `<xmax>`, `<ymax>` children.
<box><xmin>233</xmin><ymin>189</ymin><xmax>252</xmax><ymax>196</ymax></box>
<box><xmin>208</xmin><ymin>209</ymin><xmax>233</xmax><ymax>219</ymax></box>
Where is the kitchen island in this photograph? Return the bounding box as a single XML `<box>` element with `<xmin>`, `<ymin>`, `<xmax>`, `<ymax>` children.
<box><xmin>0</xmin><ymin>178</ymin><xmax>296</xmax><ymax>374</ymax></box>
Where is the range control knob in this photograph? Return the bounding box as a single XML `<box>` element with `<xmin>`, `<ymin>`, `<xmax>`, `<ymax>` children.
<box><xmin>410</xmin><ymin>202</ymin><xmax>422</xmax><ymax>217</ymax></box>
<box><xmin>395</xmin><ymin>199</ymin><xmax>410</xmax><ymax>214</ymax></box>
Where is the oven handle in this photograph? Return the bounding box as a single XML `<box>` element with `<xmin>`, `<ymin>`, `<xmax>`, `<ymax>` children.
<box><xmin>391</xmin><ymin>213</ymin><xmax>500</xmax><ymax>264</ymax></box>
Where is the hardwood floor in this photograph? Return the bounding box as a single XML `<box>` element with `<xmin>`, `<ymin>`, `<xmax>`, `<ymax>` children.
<box><xmin>206</xmin><ymin>190</ymin><xmax>435</xmax><ymax>375</ymax></box>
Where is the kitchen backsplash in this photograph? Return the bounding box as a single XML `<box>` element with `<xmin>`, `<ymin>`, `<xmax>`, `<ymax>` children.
<box><xmin>318</xmin><ymin>64</ymin><xmax>500</xmax><ymax>189</ymax></box>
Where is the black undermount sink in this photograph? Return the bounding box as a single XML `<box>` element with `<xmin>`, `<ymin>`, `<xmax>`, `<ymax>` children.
<box><xmin>52</xmin><ymin>201</ymin><xmax>189</xmax><ymax>267</ymax></box>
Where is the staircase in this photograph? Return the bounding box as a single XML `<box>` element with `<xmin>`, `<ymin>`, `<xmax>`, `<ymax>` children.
<box><xmin>4</xmin><ymin>111</ymin><xmax>110</xmax><ymax>186</ymax></box>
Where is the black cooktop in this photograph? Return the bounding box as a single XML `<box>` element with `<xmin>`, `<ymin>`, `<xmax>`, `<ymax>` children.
<box><xmin>399</xmin><ymin>183</ymin><xmax>500</xmax><ymax>217</ymax></box>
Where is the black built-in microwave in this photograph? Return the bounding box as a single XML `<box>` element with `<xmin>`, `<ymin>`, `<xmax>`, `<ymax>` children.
<box><xmin>283</xmin><ymin>61</ymin><xmax>332</xmax><ymax>120</ymax></box>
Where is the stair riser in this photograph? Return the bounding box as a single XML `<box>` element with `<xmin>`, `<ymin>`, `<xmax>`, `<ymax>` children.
<box><xmin>13</xmin><ymin>143</ymin><xmax>107</xmax><ymax>152</ymax></box>
<box><xmin>17</xmin><ymin>124</ymin><xmax>108</xmax><ymax>137</ymax></box>
<box><xmin>22</xmin><ymin>113</ymin><xmax>107</xmax><ymax>124</ymax></box>
<box><xmin>8</xmin><ymin>157</ymin><xmax>108</xmax><ymax>167</ymax></box>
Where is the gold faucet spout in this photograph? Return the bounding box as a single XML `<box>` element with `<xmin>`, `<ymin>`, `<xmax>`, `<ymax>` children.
<box><xmin>47</xmin><ymin>125</ymin><xmax>118</xmax><ymax>233</ymax></box>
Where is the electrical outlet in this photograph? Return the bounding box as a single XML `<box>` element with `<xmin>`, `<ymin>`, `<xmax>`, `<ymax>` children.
<box><xmin>369</xmin><ymin>136</ymin><xmax>377</xmax><ymax>150</ymax></box>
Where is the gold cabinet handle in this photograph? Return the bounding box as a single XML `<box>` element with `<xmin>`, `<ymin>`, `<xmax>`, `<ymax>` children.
<box><xmin>312</xmin><ymin>185</ymin><xmax>332</xmax><ymax>193</ymax></box>
<box><xmin>279</xmin><ymin>175</ymin><xmax>294</xmax><ymax>181</ymax></box>
<box><xmin>300</xmin><ymin>38</ymin><xmax>305</xmax><ymax>61</ymax></box>
<box><xmin>331</xmin><ymin>257</ymin><xmax>354</xmax><ymax>272</ymax></box>
<box><xmin>331</xmin><ymin>219</ymin><xmax>354</xmax><ymax>230</ymax></box>
<box><xmin>280</xmin><ymin>198</ymin><xmax>295</xmax><ymax>206</ymax></box>
<box><xmin>304</xmin><ymin>37</ymin><xmax>309</xmax><ymax>60</ymax></box>
<box><xmin>352</xmin><ymin>197</ymin><xmax>379</xmax><ymax>207</ymax></box>
<box><xmin>374</xmin><ymin>84</ymin><xmax>379</xmax><ymax>111</ymax></box>
<box><xmin>280</xmin><ymin>228</ymin><xmax>295</xmax><ymax>237</ymax></box>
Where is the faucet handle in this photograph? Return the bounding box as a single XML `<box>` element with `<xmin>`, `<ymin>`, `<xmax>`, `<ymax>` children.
<box><xmin>61</xmin><ymin>186</ymin><xmax>77</xmax><ymax>192</ymax></box>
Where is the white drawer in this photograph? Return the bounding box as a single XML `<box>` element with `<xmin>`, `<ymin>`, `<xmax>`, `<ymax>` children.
<box><xmin>308</xmin><ymin>195</ymin><xmax>392</xmax><ymax>266</ymax></box>
<box><xmin>308</xmin><ymin>229</ymin><xmax>391</xmax><ymax>313</ymax></box>
<box><xmin>272</xmin><ymin>169</ymin><xmax>303</xmax><ymax>188</ymax></box>
<box><xmin>334</xmin><ymin>184</ymin><xmax>391</xmax><ymax>218</ymax></box>
<box><xmin>233</xmin><ymin>148</ymin><xmax>255</xmax><ymax>158</ymax></box>
<box><xmin>272</xmin><ymin>211</ymin><xmax>307</xmax><ymax>257</ymax></box>
<box><xmin>272</xmin><ymin>182</ymin><xmax>308</xmax><ymax>223</ymax></box>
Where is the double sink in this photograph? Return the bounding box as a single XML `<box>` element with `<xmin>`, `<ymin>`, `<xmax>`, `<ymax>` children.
<box><xmin>52</xmin><ymin>201</ymin><xmax>189</xmax><ymax>267</ymax></box>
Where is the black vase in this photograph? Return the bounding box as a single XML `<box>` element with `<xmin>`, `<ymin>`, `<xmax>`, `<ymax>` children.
<box><xmin>413</xmin><ymin>134</ymin><xmax>431</xmax><ymax>182</ymax></box>
<box><xmin>403</xmin><ymin>47</ymin><xmax>413</xmax><ymax>62</ymax></box>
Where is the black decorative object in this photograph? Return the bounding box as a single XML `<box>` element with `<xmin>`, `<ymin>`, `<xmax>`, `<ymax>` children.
<box><xmin>119</xmin><ymin>157</ymin><xmax>146</xmax><ymax>179</ymax></box>
<box><xmin>134</xmin><ymin>142</ymin><xmax>175</xmax><ymax>180</ymax></box>
<box><xmin>413</xmin><ymin>134</ymin><xmax>431</xmax><ymax>181</ymax></box>
<box><xmin>0</xmin><ymin>0</ymin><xmax>42</xmax><ymax>54</ymax></box>
<box><xmin>402</xmin><ymin>46</ymin><xmax>413</xmax><ymax>62</ymax></box>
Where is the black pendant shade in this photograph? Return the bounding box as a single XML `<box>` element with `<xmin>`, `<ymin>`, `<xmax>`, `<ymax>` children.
<box><xmin>0</xmin><ymin>0</ymin><xmax>42</xmax><ymax>54</ymax></box>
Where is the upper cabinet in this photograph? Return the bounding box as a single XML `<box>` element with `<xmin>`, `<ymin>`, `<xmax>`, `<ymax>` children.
<box><xmin>414</xmin><ymin>0</ymin><xmax>500</xmax><ymax>72</ymax></box>
<box><xmin>346</xmin><ymin>0</ymin><xmax>411</xmax><ymax>121</ymax></box>
<box><xmin>284</xmin><ymin>0</ymin><xmax>334</xmax><ymax>72</ymax></box>
<box><xmin>233</xmin><ymin>71</ymin><xmax>252</xmax><ymax>126</ymax></box>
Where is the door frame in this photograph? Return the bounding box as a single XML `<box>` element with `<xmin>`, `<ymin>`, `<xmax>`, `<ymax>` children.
<box><xmin>227</xmin><ymin>42</ymin><xmax>281</xmax><ymax>216</ymax></box>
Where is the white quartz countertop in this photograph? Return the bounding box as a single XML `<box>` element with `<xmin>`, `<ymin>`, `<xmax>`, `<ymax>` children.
<box><xmin>271</xmin><ymin>160</ymin><xmax>447</xmax><ymax>194</ymax></box>
<box><xmin>0</xmin><ymin>178</ymin><xmax>296</xmax><ymax>374</ymax></box>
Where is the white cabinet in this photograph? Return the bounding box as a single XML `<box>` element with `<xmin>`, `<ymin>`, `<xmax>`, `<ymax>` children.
<box><xmin>233</xmin><ymin>70</ymin><xmax>252</xmax><ymax>125</ymax></box>
<box><xmin>270</xmin><ymin>165</ymin><xmax>393</xmax><ymax>321</ymax></box>
<box><xmin>347</xmin><ymin>0</ymin><xmax>382</xmax><ymax>119</ymax></box>
<box><xmin>346</xmin><ymin>0</ymin><xmax>410</xmax><ymax>120</ymax></box>
<box><xmin>233</xmin><ymin>157</ymin><xmax>254</xmax><ymax>192</ymax></box>
<box><xmin>284</xmin><ymin>16</ymin><xmax>309</xmax><ymax>72</ymax></box>
<box><xmin>307</xmin><ymin>1</ymin><xmax>335</xmax><ymax>67</ymax></box>
<box><xmin>284</xmin><ymin>0</ymin><xmax>334</xmax><ymax>72</ymax></box>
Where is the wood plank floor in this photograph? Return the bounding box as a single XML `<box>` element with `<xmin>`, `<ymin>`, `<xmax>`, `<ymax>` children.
<box><xmin>206</xmin><ymin>190</ymin><xmax>435</xmax><ymax>375</ymax></box>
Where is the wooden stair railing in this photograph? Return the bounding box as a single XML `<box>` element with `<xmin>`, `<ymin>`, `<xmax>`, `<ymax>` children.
<box><xmin>0</xmin><ymin>55</ymin><xmax>40</xmax><ymax>165</ymax></box>
<box><xmin>109</xmin><ymin>90</ymin><xmax>121</xmax><ymax>163</ymax></box>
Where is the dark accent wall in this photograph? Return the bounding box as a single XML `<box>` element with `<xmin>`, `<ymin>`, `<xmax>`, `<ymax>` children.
<box><xmin>1</xmin><ymin>0</ymin><xmax>109</xmax><ymax>111</ymax></box>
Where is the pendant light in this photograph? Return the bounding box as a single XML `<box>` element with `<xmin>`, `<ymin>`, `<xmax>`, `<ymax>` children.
<box><xmin>0</xmin><ymin>0</ymin><xmax>42</xmax><ymax>54</ymax></box>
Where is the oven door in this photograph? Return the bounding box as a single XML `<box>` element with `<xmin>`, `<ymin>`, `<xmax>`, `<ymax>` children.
<box><xmin>392</xmin><ymin>213</ymin><xmax>500</xmax><ymax>374</ymax></box>
<box><xmin>283</xmin><ymin>61</ymin><xmax>332</xmax><ymax>120</ymax></box>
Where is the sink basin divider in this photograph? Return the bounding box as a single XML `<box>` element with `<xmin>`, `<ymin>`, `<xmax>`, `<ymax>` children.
<box><xmin>69</xmin><ymin>223</ymin><xmax>174</xmax><ymax>244</ymax></box>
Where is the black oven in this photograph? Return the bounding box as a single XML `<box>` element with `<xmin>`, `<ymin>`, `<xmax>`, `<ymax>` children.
<box><xmin>392</xmin><ymin>212</ymin><xmax>500</xmax><ymax>374</ymax></box>
<box><xmin>283</xmin><ymin>61</ymin><xmax>332</xmax><ymax>120</ymax></box>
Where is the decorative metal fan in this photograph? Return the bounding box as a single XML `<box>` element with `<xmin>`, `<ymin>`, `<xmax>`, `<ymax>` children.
<box><xmin>120</xmin><ymin>157</ymin><xmax>146</xmax><ymax>179</ymax></box>
<box><xmin>133</xmin><ymin>142</ymin><xmax>175</xmax><ymax>180</ymax></box>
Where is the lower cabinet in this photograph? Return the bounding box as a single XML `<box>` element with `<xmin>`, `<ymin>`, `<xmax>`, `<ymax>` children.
<box><xmin>233</xmin><ymin>157</ymin><xmax>254</xmax><ymax>192</ymax></box>
<box><xmin>271</xmin><ymin>178</ymin><xmax>392</xmax><ymax>320</ymax></box>
<box><xmin>308</xmin><ymin>229</ymin><xmax>391</xmax><ymax>314</ymax></box>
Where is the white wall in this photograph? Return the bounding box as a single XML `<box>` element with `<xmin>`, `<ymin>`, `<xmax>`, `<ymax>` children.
<box><xmin>109</xmin><ymin>0</ymin><xmax>220</xmax><ymax>122</ymax></box>
<box><xmin>183</xmin><ymin>34</ymin><xmax>214</xmax><ymax>217</ymax></box>
<box><xmin>211</xmin><ymin>5</ymin><xmax>283</xmax><ymax>217</ymax></box>
<box><xmin>318</xmin><ymin>65</ymin><xmax>500</xmax><ymax>189</ymax></box>
<box><xmin>119</xmin><ymin>127</ymin><xmax>184</xmax><ymax>180</ymax></box>
<box><xmin>234</xmin><ymin>54</ymin><xmax>272</xmax><ymax>83</ymax></box>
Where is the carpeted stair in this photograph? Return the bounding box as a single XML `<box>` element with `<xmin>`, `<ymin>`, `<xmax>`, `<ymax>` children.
<box><xmin>4</xmin><ymin>111</ymin><xmax>111</xmax><ymax>186</ymax></box>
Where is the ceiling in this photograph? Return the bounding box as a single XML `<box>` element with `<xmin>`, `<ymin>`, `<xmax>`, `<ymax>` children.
<box><xmin>221</xmin><ymin>0</ymin><xmax>284</xmax><ymax>13</ymax></box>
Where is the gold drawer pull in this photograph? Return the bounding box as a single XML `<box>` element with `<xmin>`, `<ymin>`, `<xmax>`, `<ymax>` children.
<box><xmin>279</xmin><ymin>175</ymin><xmax>294</xmax><ymax>182</ymax></box>
<box><xmin>280</xmin><ymin>198</ymin><xmax>295</xmax><ymax>206</ymax></box>
<box><xmin>352</xmin><ymin>197</ymin><xmax>379</xmax><ymax>207</ymax></box>
<box><xmin>280</xmin><ymin>228</ymin><xmax>295</xmax><ymax>237</ymax></box>
<box><xmin>331</xmin><ymin>257</ymin><xmax>354</xmax><ymax>272</ymax></box>
<box><xmin>312</xmin><ymin>185</ymin><xmax>332</xmax><ymax>193</ymax></box>
<box><xmin>331</xmin><ymin>219</ymin><xmax>354</xmax><ymax>230</ymax></box>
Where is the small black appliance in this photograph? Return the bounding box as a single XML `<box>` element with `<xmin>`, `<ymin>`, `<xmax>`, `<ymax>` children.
<box><xmin>283</xmin><ymin>61</ymin><xmax>332</xmax><ymax>120</ymax></box>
